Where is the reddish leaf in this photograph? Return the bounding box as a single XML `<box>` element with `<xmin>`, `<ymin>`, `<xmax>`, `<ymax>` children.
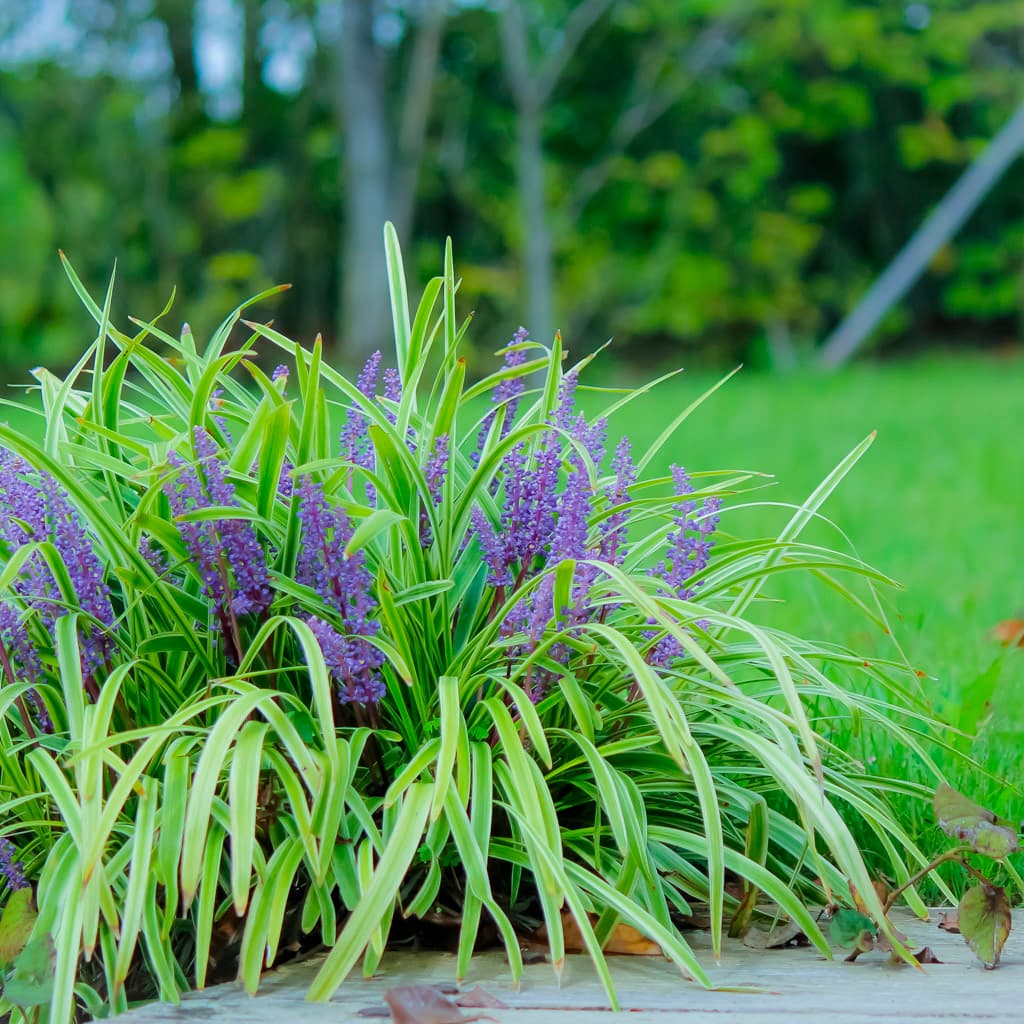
<box><xmin>456</xmin><ymin>988</ymin><xmax>508</xmax><ymax>1009</ymax></box>
<box><xmin>0</xmin><ymin>889</ymin><xmax>36</xmax><ymax>968</ymax></box>
<box><xmin>992</xmin><ymin>619</ymin><xmax>1024</xmax><ymax>647</ymax></box>
<box><xmin>933</xmin><ymin>784</ymin><xmax>995</xmax><ymax>837</ymax></box>
<box><xmin>384</xmin><ymin>986</ymin><xmax>498</xmax><ymax>1024</ymax></box>
<box><xmin>937</xmin><ymin>910</ymin><xmax>960</xmax><ymax>934</ymax></box>
<box><xmin>958</xmin><ymin>884</ymin><xmax>1011</xmax><ymax>969</ymax></box>
<box><xmin>915</xmin><ymin>947</ymin><xmax>943</xmax><ymax>964</ymax></box>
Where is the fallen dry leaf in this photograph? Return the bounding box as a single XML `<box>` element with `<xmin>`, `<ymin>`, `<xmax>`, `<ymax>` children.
<box><xmin>455</xmin><ymin>988</ymin><xmax>508</xmax><ymax>1010</ymax></box>
<box><xmin>742</xmin><ymin>921</ymin><xmax>808</xmax><ymax>950</ymax></box>
<box><xmin>872</xmin><ymin>879</ymin><xmax>891</xmax><ymax>908</ymax></box>
<box><xmin>914</xmin><ymin>946</ymin><xmax>943</xmax><ymax>964</ymax></box>
<box><xmin>533</xmin><ymin>909</ymin><xmax>663</xmax><ymax>956</ymax></box>
<box><xmin>937</xmin><ymin>910</ymin><xmax>960</xmax><ymax>934</ymax></box>
<box><xmin>383</xmin><ymin>985</ymin><xmax>498</xmax><ymax>1024</ymax></box>
<box><xmin>992</xmin><ymin>619</ymin><xmax>1024</xmax><ymax>647</ymax></box>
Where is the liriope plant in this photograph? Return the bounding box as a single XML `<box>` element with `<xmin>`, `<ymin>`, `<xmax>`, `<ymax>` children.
<box><xmin>0</xmin><ymin>228</ymin><xmax>953</xmax><ymax>1022</ymax></box>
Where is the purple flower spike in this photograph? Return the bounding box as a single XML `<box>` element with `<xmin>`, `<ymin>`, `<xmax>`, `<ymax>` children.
<box><xmin>647</xmin><ymin>466</ymin><xmax>721</xmax><ymax>667</ymax></box>
<box><xmin>297</xmin><ymin>476</ymin><xmax>385</xmax><ymax>704</ymax></box>
<box><xmin>419</xmin><ymin>436</ymin><xmax>450</xmax><ymax>546</ymax></box>
<box><xmin>383</xmin><ymin>367</ymin><xmax>402</xmax><ymax>405</ymax></box>
<box><xmin>474</xmin><ymin>329</ymin><xmax>530</xmax><ymax>464</ymax></box>
<box><xmin>356</xmin><ymin>351</ymin><xmax>382</xmax><ymax>398</ymax></box>
<box><xmin>0</xmin><ymin>837</ymin><xmax>28</xmax><ymax>891</ymax></box>
<box><xmin>164</xmin><ymin>428</ymin><xmax>273</xmax><ymax>630</ymax></box>
<box><xmin>272</xmin><ymin>364</ymin><xmax>289</xmax><ymax>383</ymax></box>
<box><xmin>308</xmin><ymin>616</ymin><xmax>386</xmax><ymax>706</ymax></box>
<box><xmin>0</xmin><ymin>603</ymin><xmax>52</xmax><ymax>732</ymax></box>
<box><xmin>601</xmin><ymin>437</ymin><xmax>636</xmax><ymax>566</ymax></box>
<box><xmin>424</xmin><ymin>436</ymin><xmax>449</xmax><ymax>505</ymax></box>
<box><xmin>0</xmin><ymin>447</ymin><xmax>114</xmax><ymax>679</ymax></box>
<box><xmin>340</xmin><ymin>352</ymin><xmax>382</xmax><ymax>502</ymax></box>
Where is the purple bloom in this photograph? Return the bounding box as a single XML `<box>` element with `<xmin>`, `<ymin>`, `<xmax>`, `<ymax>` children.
<box><xmin>340</xmin><ymin>352</ymin><xmax>381</xmax><ymax>502</ymax></box>
<box><xmin>474</xmin><ymin>373</ymin><xmax>614</xmax><ymax>701</ymax></box>
<box><xmin>139</xmin><ymin>537</ymin><xmax>167</xmax><ymax>575</ymax></box>
<box><xmin>472</xmin><ymin>373</ymin><xmax>588</xmax><ymax>587</ymax></box>
<box><xmin>0</xmin><ymin>448</ymin><xmax>114</xmax><ymax>679</ymax></box>
<box><xmin>210</xmin><ymin>389</ymin><xmax>232</xmax><ymax>442</ymax></box>
<box><xmin>164</xmin><ymin>428</ymin><xmax>273</xmax><ymax>631</ymax></box>
<box><xmin>647</xmin><ymin>466</ymin><xmax>721</xmax><ymax>667</ymax></box>
<box><xmin>600</xmin><ymin>437</ymin><xmax>635</xmax><ymax>566</ymax></box>
<box><xmin>296</xmin><ymin>477</ymin><xmax>385</xmax><ymax>704</ymax></box>
<box><xmin>420</xmin><ymin>436</ymin><xmax>450</xmax><ymax>546</ymax></box>
<box><xmin>474</xmin><ymin>328</ymin><xmax>530</xmax><ymax>463</ymax></box>
<box><xmin>0</xmin><ymin>837</ymin><xmax>28</xmax><ymax>892</ymax></box>
<box><xmin>39</xmin><ymin>474</ymin><xmax>115</xmax><ymax>673</ymax></box>
<box><xmin>382</xmin><ymin>368</ymin><xmax>402</xmax><ymax>420</ymax></box>
<box><xmin>424</xmin><ymin>436</ymin><xmax>449</xmax><ymax>504</ymax></box>
<box><xmin>471</xmin><ymin>506</ymin><xmax>511</xmax><ymax>587</ymax></box>
<box><xmin>272</xmin><ymin>364</ymin><xmax>289</xmax><ymax>384</ymax></box>
<box><xmin>307</xmin><ymin>616</ymin><xmax>386</xmax><ymax>705</ymax></box>
<box><xmin>0</xmin><ymin>602</ymin><xmax>52</xmax><ymax>732</ymax></box>
<box><xmin>278</xmin><ymin>460</ymin><xmax>295</xmax><ymax>500</ymax></box>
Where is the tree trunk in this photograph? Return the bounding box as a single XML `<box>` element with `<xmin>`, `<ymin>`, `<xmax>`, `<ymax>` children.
<box><xmin>241</xmin><ymin>0</ymin><xmax>263</xmax><ymax>123</ymax></box>
<box><xmin>515</xmin><ymin>99</ymin><xmax>554</xmax><ymax>345</ymax></box>
<box><xmin>153</xmin><ymin>0</ymin><xmax>199</xmax><ymax>107</ymax></box>
<box><xmin>500</xmin><ymin>7</ymin><xmax>555</xmax><ymax>346</ymax></box>
<box><xmin>337</xmin><ymin>0</ymin><xmax>396</xmax><ymax>367</ymax></box>
<box><xmin>393</xmin><ymin>0</ymin><xmax>447</xmax><ymax>243</ymax></box>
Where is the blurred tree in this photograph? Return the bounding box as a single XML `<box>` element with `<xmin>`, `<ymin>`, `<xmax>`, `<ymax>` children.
<box><xmin>0</xmin><ymin>0</ymin><xmax>1020</xmax><ymax>382</ymax></box>
<box><xmin>334</xmin><ymin>0</ymin><xmax>446</xmax><ymax>364</ymax></box>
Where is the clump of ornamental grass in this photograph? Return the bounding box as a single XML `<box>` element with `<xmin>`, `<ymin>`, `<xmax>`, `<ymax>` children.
<box><xmin>0</xmin><ymin>229</ymin><xmax>960</xmax><ymax>1022</ymax></box>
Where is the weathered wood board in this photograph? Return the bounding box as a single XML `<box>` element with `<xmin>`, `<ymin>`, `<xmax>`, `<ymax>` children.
<box><xmin>118</xmin><ymin>909</ymin><xmax>1022</xmax><ymax>1022</ymax></box>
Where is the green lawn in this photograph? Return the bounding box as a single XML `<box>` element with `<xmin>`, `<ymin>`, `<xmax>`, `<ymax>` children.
<box><xmin>599</xmin><ymin>352</ymin><xmax>1024</xmax><ymax>823</ymax></box>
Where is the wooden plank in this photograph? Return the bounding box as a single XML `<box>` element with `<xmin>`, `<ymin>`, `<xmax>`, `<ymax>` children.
<box><xmin>118</xmin><ymin>909</ymin><xmax>1022</xmax><ymax>1022</ymax></box>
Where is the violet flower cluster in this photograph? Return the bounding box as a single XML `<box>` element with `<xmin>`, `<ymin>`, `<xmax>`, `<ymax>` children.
<box><xmin>0</xmin><ymin>836</ymin><xmax>28</xmax><ymax>892</ymax></box>
<box><xmin>164</xmin><ymin>428</ymin><xmax>272</xmax><ymax>647</ymax></box>
<box><xmin>469</xmin><ymin>349</ymin><xmax>720</xmax><ymax>699</ymax></box>
<box><xmin>474</xmin><ymin>327</ymin><xmax>530</xmax><ymax>466</ymax></box>
<box><xmin>340</xmin><ymin>351</ymin><xmax>383</xmax><ymax>503</ymax></box>
<box><xmin>647</xmin><ymin>465</ymin><xmax>722</xmax><ymax>667</ymax></box>
<box><xmin>296</xmin><ymin>476</ymin><xmax>385</xmax><ymax>705</ymax></box>
<box><xmin>419</xmin><ymin>435</ymin><xmax>450</xmax><ymax>546</ymax></box>
<box><xmin>0</xmin><ymin>446</ymin><xmax>114</xmax><ymax>722</ymax></box>
<box><xmin>472</xmin><ymin>369</ymin><xmax>631</xmax><ymax>700</ymax></box>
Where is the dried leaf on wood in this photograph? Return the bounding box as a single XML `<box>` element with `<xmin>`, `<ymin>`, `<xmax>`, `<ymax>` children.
<box><xmin>384</xmin><ymin>985</ymin><xmax>498</xmax><ymax>1024</ymax></box>
<box><xmin>742</xmin><ymin>921</ymin><xmax>807</xmax><ymax>950</ymax></box>
<box><xmin>937</xmin><ymin>910</ymin><xmax>960</xmax><ymax>933</ymax></box>
<box><xmin>958</xmin><ymin>883</ymin><xmax>1011</xmax><ymax>969</ymax></box>
<box><xmin>534</xmin><ymin>909</ymin><xmax>662</xmax><ymax>956</ymax></box>
<box><xmin>455</xmin><ymin>987</ymin><xmax>508</xmax><ymax>1009</ymax></box>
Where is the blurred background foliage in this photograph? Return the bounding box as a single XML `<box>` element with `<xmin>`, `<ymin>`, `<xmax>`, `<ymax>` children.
<box><xmin>0</xmin><ymin>0</ymin><xmax>1022</xmax><ymax>381</ymax></box>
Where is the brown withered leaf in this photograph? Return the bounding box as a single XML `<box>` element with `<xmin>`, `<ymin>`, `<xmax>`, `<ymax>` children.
<box><xmin>742</xmin><ymin>921</ymin><xmax>808</xmax><ymax>950</ymax></box>
<box><xmin>992</xmin><ymin>619</ymin><xmax>1024</xmax><ymax>647</ymax></box>
<box><xmin>383</xmin><ymin>985</ymin><xmax>498</xmax><ymax>1024</ymax></box>
<box><xmin>914</xmin><ymin>946</ymin><xmax>943</xmax><ymax>964</ymax></box>
<box><xmin>958</xmin><ymin>883</ymin><xmax>1011</xmax><ymax>969</ymax></box>
<box><xmin>534</xmin><ymin>909</ymin><xmax>663</xmax><ymax>956</ymax></box>
<box><xmin>872</xmin><ymin>879</ymin><xmax>891</xmax><ymax>908</ymax></box>
<box><xmin>455</xmin><ymin>988</ymin><xmax>508</xmax><ymax>1009</ymax></box>
<box><xmin>937</xmin><ymin>910</ymin><xmax>960</xmax><ymax>934</ymax></box>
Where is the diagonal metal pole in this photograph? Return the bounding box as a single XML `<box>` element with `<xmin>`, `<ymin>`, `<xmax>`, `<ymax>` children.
<box><xmin>818</xmin><ymin>96</ymin><xmax>1024</xmax><ymax>369</ymax></box>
